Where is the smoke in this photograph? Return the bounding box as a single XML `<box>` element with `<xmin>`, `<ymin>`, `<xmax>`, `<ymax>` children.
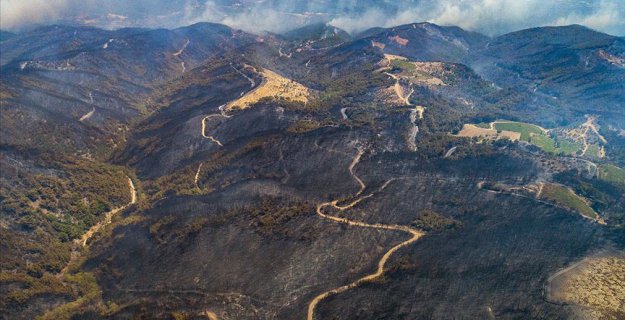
<box><xmin>181</xmin><ymin>1</ymin><xmax>333</xmax><ymax>34</ymax></box>
<box><xmin>1</xmin><ymin>0</ymin><xmax>75</xmax><ymax>30</ymax></box>
<box><xmin>551</xmin><ymin>0</ymin><xmax>625</xmax><ymax>35</ymax></box>
<box><xmin>328</xmin><ymin>0</ymin><xmax>625</xmax><ymax>36</ymax></box>
<box><xmin>1</xmin><ymin>0</ymin><xmax>624</xmax><ymax>36</ymax></box>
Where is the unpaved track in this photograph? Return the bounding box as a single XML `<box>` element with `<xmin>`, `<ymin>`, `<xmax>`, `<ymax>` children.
<box><xmin>444</xmin><ymin>146</ymin><xmax>457</xmax><ymax>158</ymax></box>
<box><xmin>307</xmin><ymin>149</ymin><xmax>425</xmax><ymax>320</ymax></box>
<box><xmin>340</xmin><ymin>107</ymin><xmax>348</xmax><ymax>120</ymax></box>
<box><xmin>194</xmin><ymin>163</ymin><xmax>203</xmax><ymax>189</ymax></box>
<box><xmin>204</xmin><ymin>310</ymin><xmax>218</xmax><ymax>320</ymax></box>
<box><xmin>545</xmin><ymin>258</ymin><xmax>587</xmax><ymax>303</ymax></box>
<box><xmin>536</xmin><ymin>182</ymin><xmax>545</xmax><ymax>198</ymax></box>
<box><xmin>199</xmin><ymin>65</ymin><xmax>256</xmax><ymax>145</ymax></box>
<box><xmin>79</xmin><ymin>107</ymin><xmax>95</xmax><ymax>121</ymax></box>
<box><xmin>173</xmin><ymin>39</ymin><xmax>190</xmax><ymax>57</ymax></box>
<box><xmin>80</xmin><ymin>178</ymin><xmax>136</xmax><ymax>247</ymax></box>
<box><xmin>384</xmin><ymin>72</ymin><xmax>412</xmax><ymax>106</ymax></box>
<box><xmin>230</xmin><ymin>63</ymin><xmax>255</xmax><ymax>88</ymax></box>
<box><xmin>201</xmin><ymin>113</ymin><xmax>226</xmax><ymax>146</ymax></box>
<box><xmin>59</xmin><ymin>177</ymin><xmax>137</xmax><ymax>277</ymax></box>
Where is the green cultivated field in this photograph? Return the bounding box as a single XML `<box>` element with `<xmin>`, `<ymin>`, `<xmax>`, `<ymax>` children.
<box><xmin>529</xmin><ymin>134</ymin><xmax>557</xmax><ymax>153</ymax></box>
<box><xmin>492</xmin><ymin>121</ymin><xmax>583</xmax><ymax>155</ymax></box>
<box><xmin>585</xmin><ymin>144</ymin><xmax>601</xmax><ymax>158</ymax></box>
<box><xmin>598</xmin><ymin>164</ymin><xmax>625</xmax><ymax>186</ymax></box>
<box><xmin>494</xmin><ymin>122</ymin><xmax>544</xmax><ymax>141</ymax></box>
<box><xmin>556</xmin><ymin>139</ymin><xmax>581</xmax><ymax>155</ymax></box>
<box><xmin>540</xmin><ymin>184</ymin><xmax>598</xmax><ymax>219</ymax></box>
<box><xmin>391</xmin><ymin>59</ymin><xmax>416</xmax><ymax>72</ymax></box>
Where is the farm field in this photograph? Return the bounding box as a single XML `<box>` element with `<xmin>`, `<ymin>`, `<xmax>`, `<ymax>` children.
<box><xmin>598</xmin><ymin>164</ymin><xmax>625</xmax><ymax>186</ymax></box>
<box><xmin>494</xmin><ymin>121</ymin><xmax>545</xmax><ymax>141</ymax></box>
<box><xmin>456</xmin><ymin>124</ymin><xmax>520</xmax><ymax>141</ymax></box>
<box><xmin>539</xmin><ymin>184</ymin><xmax>599</xmax><ymax>220</ymax></box>
<box><xmin>462</xmin><ymin>120</ymin><xmax>588</xmax><ymax>156</ymax></box>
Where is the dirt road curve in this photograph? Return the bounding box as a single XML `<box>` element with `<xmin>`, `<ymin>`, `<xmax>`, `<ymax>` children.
<box><xmin>80</xmin><ymin>177</ymin><xmax>136</xmax><ymax>247</ymax></box>
<box><xmin>307</xmin><ymin>149</ymin><xmax>424</xmax><ymax>320</ymax></box>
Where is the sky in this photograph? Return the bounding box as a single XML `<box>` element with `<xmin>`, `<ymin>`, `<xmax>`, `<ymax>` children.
<box><xmin>1</xmin><ymin>0</ymin><xmax>624</xmax><ymax>36</ymax></box>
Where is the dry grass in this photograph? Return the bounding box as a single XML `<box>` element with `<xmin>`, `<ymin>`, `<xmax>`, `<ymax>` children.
<box><xmin>383</xmin><ymin>53</ymin><xmax>408</xmax><ymax>61</ymax></box>
<box><xmin>456</xmin><ymin>124</ymin><xmax>521</xmax><ymax>141</ymax></box>
<box><xmin>226</xmin><ymin>67</ymin><xmax>313</xmax><ymax>110</ymax></box>
<box><xmin>551</xmin><ymin>256</ymin><xmax>625</xmax><ymax>318</ymax></box>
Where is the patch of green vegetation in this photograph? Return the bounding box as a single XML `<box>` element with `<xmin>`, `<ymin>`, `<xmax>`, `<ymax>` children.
<box><xmin>38</xmin><ymin>272</ymin><xmax>111</xmax><ymax>320</ymax></box>
<box><xmin>554</xmin><ymin>169</ymin><xmax>625</xmax><ymax>227</ymax></box>
<box><xmin>586</xmin><ymin>144</ymin><xmax>602</xmax><ymax>158</ymax></box>
<box><xmin>145</xmin><ymin>138</ymin><xmax>270</xmax><ymax>200</ymax></box>
<box><xmin>540</xmin><ymin>184</ymin><xmax>598</xmax><ymax>219</ymax></box>
<box><xmin>287</xmin><ymin>120</ymin><xmax>320</xmax><ymax>133</ymax></box>
<box><xmin>250</xmin><ymin>199</ymin><xmax>313</xmax><ymax>237</ymax></box>
<box><xmin>475</xmin><ymin>122</ymin><xmax>491</xmax><ymax>129</ymax></box>
<box><xmin>494</xmin><ymin>121</ymin><xmax>544</xmax><ymax>141</ymax></box>
<box><xmin>486</xmin><ymin>121</ymin><xmax>585</xmax><ymax>155</ymax></box>
<box><xmin>556</xmin><ymin>139</ymin><xmax>581</xmax><ymax>155</ymax></box>
<box><xmin>390</xmin><ymin>59</ymin><xmax>416</xmax><ymax>73</ymax></box>
<box><xmin>598</xmin><ymin>164</ymin><xmax>625</xmax><ymax>186</ymax></box>
<box><xmin>411</xmin><ymin>209</ymin><xmax>460</xmax><ymax>231</ymax></box>
<box><xmin>529</xmin><ymin>134</ymin><xmax>557</xmax><ymax>153</ymax></box>
<box><xmin>0</xmin><ymin>271</ymin><xmax>71</xmax><ymax>305</ymax></box>
<box><xmin>1</xmin><ymin>157</ymin><xmax>130</xmax><ymax>242</ymax></box>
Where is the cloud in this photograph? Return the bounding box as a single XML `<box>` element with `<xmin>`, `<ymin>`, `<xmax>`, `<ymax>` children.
<box><xmin>1</xmin><ymin>0</ymin><xmax>624</xmax><ymax>36</ymax></box>
<box><xmin>181</xmin><ymin>1</ymin><xmax>330</xmax><ymax>34</ymax></box>
<box><xmin>329</xmin><ymin>0</ymin><xmax>625</xmax><ymax>36</ymax></box>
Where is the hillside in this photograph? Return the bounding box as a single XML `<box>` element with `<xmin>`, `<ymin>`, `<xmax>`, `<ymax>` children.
<box><xmin>1</xmin><ymin>21</ymin><xmax>624</xmax><ymax>320</ymax></box>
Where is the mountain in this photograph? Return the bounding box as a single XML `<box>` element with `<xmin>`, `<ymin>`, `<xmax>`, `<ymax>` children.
<box><xmin>1</xmin><ymin>21</ymin><xmax>624</xmax><ymax>320</ymax></box>
<box><xmin>0</xmin><ymin>23</ymin><xmax>257</xmax><ymax>157</ymax></box>
<box><xmin>472</xmin><ymin>25</ymin><xmax>625</xmax><ymax>127</ymax></box>
<box><xmin>358</xmin><ymin>22</ymin><xmax>489</xmax><ymax>63</ymax></box>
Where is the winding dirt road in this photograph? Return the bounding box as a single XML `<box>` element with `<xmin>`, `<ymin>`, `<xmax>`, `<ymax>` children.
<box><xmin>201</xmin><ymin>105</ymin><xmax>231</xmax><ymax>147</ymax></box>
<box><xmin>173</xmin><ymin>39</ymin><xmax>190</xmax><ymax>73</ymax></box>
<box><xmin>198</xmin><ymin>64</ymin><xmax>257</xmax><ymax>146</ymax></box>
<box><xmin>307</xmin><ymin>149</ymin><xmax>425</xmax><ymax>320</ymax></box>
<box><xmin>201</xmin><ymin>114</ymin><xmax>224</xmax><ymax>146</ymax></box>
